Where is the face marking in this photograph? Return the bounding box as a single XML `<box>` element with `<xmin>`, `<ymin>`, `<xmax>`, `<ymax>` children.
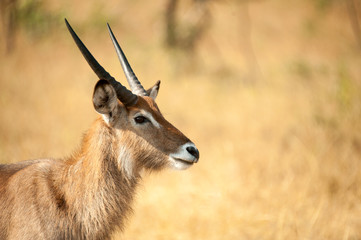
<box><xmin>133</xmin><ymin>110</ymin><xmax>161</xmax><ymax>129</ymax></box>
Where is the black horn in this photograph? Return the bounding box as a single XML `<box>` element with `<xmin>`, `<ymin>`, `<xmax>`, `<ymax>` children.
<box><xmin>65</xmin><ymin>19</ymin><xmax>138</xmax><ymax>106</ymax></box>
<box><xmin>107</xmin><ymin>23</ymin><xmax>147</xmax><ymax>96</ymax></box>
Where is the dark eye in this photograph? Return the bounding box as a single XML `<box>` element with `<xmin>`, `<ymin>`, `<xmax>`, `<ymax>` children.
<box><xmin>134</xmin><ymin>116</ymin><xmax>149</xmax><ymax>124</ymax></box>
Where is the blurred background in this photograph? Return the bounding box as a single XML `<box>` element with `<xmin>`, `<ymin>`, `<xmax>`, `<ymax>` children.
<box><xmin>1</xmin><ymin>0</ymin><xmax>361</xmax><ymax>239</ymax></box>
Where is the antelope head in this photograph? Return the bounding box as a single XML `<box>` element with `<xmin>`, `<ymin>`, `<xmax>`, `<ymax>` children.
<box><xmin>65</xmin><ymin>19</ymin><xmax>199</xmax><ymax>174</ymax></box>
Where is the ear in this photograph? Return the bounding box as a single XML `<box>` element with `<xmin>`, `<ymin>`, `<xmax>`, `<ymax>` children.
<box><xmin>93</xmin><ymin>80</ymin><xmax>119</xmax><ymax>121</ymax></box>
<box><xmin>146</xmin><ymin>80</ymin><xmax>161</xmax><ymax>100</ymax></box>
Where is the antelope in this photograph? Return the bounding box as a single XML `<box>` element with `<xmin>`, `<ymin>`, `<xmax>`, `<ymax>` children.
<box><xmin>0</xmin><ymin>19</ymin><xmax>199</xmax><ymax>240</ymax></box>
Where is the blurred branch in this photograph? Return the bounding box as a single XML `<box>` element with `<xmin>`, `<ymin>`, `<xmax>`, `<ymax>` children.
<box><xmin>238</xmin><ymin>0</ymin><xmax>262</xmax><ymax>83</ymax></box>
<box><xmin>164</xmin><ymin>0</ymin><xmax>211</xmax><ymax>52</ymax></box>
<box><xmin>0</xmin><ymin>0</ymin><xmax>17</xmax><ymax>54</ymax></box>
<box><xmin>346</xmin><ymin>0</ymin><xmax>361</xmax><ymax>51</ymax></box>
<box><xmin>0</xmin><ymin>0</ymin><xmax>63</xmax><ymax>54</ymax></box>
<box><xmin>165</xmin><ymin>0</ymin><xmax>178</xmax><ymax>47</ymax></box>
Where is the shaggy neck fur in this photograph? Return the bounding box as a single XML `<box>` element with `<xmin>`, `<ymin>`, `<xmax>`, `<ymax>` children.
<box><xmin>52</xmin><ymin>118</ymin><xmax>140</xmax><ymax>239</ymax></box>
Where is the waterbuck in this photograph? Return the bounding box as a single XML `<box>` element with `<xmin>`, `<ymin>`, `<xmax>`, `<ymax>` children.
<box><xmin>0</xmin><ymin>19</ymin><xmax>199</xmax><ymax>240</ymax></box>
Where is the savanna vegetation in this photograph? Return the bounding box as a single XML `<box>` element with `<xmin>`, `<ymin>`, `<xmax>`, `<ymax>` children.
<box><xmin>1</xmin><ymin>0</ymin><xmax>361</xmax><ymax>239</ymax></box>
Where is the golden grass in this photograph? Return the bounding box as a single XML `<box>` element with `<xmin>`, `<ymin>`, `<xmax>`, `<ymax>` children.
<box><xmin>1</xmin><ymin>0</ymin><xmax>361</xmax><ymax>239</ymax></box>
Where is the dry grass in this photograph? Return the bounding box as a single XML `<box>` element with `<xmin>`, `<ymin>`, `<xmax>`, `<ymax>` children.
<box><xmin>1</xmin><ymin>0</ymin><xmax>361</xmax><ymax>239</ymax></box>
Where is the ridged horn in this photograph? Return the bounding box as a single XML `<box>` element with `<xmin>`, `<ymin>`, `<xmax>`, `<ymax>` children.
<box><xmin>107</xmin><ymin>23</ymin><xmax>147</xmax><ymax>96</ymax></box>
<box><xmin>64</xmin><ymin>18</ymin><xmax>138</xmax><ymax>107</ymax></box>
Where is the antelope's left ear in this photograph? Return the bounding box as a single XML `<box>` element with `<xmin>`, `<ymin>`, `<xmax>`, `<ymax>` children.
<box><xmin>93</xmin><ymin>80</ymin><xmax>119</xmax><ymax>123</ymax></box>
<box><xmin>146</xmin><ymin>80</ymin><xmax>161</xmax><ymax>100</ymax></box>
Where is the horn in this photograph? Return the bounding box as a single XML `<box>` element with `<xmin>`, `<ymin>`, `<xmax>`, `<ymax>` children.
<box><xmin>65</xmin><ymin>19</ymin><xmax>138</xmax><ymax>106</ymax></box>
<box><xmin>107</xmin><ymin>23</ymin><xmax>147</xmax><ymax>96</ymax></box>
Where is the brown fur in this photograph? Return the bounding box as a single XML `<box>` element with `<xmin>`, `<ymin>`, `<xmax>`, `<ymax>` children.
<box><xmin>0</xmin><ymin>82</ymin><xmax>195</xmax><ymax>239</ymax></box>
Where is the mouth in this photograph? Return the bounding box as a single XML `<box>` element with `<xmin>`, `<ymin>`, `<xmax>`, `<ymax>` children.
<box><xmin>173</xmin><ymin>157</ymin><xmax>195</xmax><ymax>165</ymax></box>
<box><xmin>169</xmin><ymin>157</ymin><xmax>195</xmax><ymax>170</ymax></box>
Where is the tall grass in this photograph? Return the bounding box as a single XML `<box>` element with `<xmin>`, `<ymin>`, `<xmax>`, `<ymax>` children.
<box><xmin>1</xmin><ymin>0</ymin><xmax>360</xmax><ymax>239</ymax></box>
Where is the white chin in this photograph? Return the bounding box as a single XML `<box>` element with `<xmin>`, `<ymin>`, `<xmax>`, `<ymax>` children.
<box><xmin>169</xmin><ymin>157</ymin><xmax>194</xmax><ymax>170</ymax></box>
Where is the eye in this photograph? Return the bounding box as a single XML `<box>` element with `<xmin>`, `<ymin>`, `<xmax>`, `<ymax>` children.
<box><xmin>134</xmin><ymin>116</ymin><xmax>149</xmax><ymax>124</ymax></box>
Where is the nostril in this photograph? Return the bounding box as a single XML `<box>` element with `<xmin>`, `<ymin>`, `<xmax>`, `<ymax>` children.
<box><xmin>186</xmin><ymin>146</ymin><xmax>199</xmax><ymax>160</ymax></box>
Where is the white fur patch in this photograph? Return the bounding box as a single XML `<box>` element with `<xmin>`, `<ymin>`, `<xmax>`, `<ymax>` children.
<box><xmin>101</xmin><ymin>114</ymin><xmax>110</xmax><ymax>125</ymax></box>
<box><xmin>169</xmin><ymin>142</ymin><xmax>198</xmax><ymax>170</ymax></box>
<box><xmin>117</xmin><ymin>145</ymin><xmax>133</xmax><ymax>178</ymax></box>
<box><xmin>170</xmin><ymin>142</ymin><xmax>198</xmax><ymax>162</ymax></box>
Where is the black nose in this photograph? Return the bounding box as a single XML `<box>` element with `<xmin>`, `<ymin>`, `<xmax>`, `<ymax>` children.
<box><xmin>186</xmin><ymin>146</ymin><xmax>199</xmax><ymax>162</ymax></box>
